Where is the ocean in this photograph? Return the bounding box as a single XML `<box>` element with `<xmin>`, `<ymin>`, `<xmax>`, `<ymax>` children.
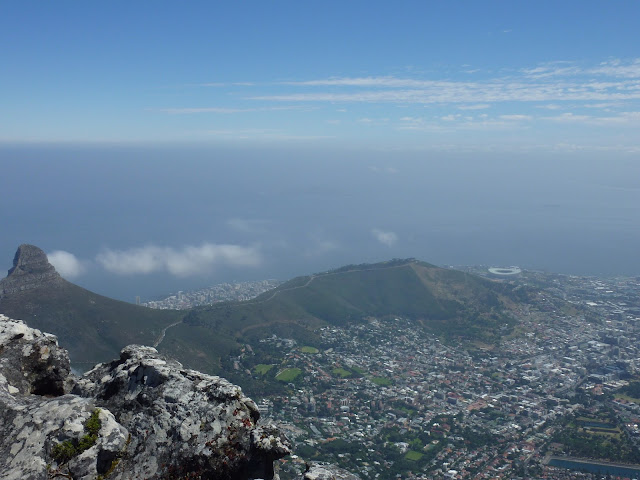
<box><xmin>1</xmin><ymin>143</ymin><xmax>639</xmax><ymax>301</ymax></box>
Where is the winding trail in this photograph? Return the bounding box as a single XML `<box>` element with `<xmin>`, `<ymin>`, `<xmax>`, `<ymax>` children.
<box><xmin>153</xmin><ymin>319</ymin><xmax>184</xmax><ymax>348</ymax></box>
<box><xmin>153</xmin><ymin>261</ymin><xmax>418</xmax><ymax>348</ymax></box>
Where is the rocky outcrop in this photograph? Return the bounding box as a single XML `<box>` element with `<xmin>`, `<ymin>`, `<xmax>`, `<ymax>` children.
<box><xmin>0</xmin><ymin>244</ymin><xmax>62</xmax><ymax>297</ymax></box>
<box><xmin>1</xmin><ymin>314</ymin><xmax>290</xmax><ymax>479</ymax></box>
<box><xmin>301</xmin><ymin>463</ymin><xmax>361</xmax><ymax>480</ymax></box>
<box><xmin>73</xmin><ymin>345</ymin><xmax>290</xmax><ymax>479</ymax></box>
<box><xmin>0</xmin><ymin>313</ymin><xmax>72</xmax><ymax>396</ymax></box>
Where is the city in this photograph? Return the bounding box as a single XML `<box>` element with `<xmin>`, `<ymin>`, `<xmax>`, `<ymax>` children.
<box><xmin>141</xmin><ymin>279</ymin><xmax>281</xmax><ymax>310</ymax></box>
<box><xmin>226</xmin><ymin>269</ymin><xmax>640</xmax><ymax>479</ymax></box>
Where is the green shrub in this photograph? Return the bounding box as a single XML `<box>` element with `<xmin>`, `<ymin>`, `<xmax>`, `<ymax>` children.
<box><xmin>51</xmin><ymin>409</ymin><xmax>102</xmax><ymax>464</ymax></box>
<box><xmin>52</xmin><ymin>440</ymin><xmax>77</xmax><ymax>463</ymax></box>
<box><xmin>85</xmin><ymin>409</ymin><xmax>102</xmax><ymax>436</ymax></box>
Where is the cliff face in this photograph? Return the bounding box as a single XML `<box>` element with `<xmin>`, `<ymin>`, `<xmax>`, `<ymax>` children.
<box><xmin>0</xmin><ymin>314</ymin><xmax>290</xmax><ymax>480</ymax></box>
<box><xmin>0</xmin><ymin>245</ymin><xmax>62</xmax><ymax>297</ymax></box>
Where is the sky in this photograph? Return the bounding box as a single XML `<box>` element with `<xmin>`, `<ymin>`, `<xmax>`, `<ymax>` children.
<box><xmin>2</xmin><ymin>1</ymin><xmax>640</xmax><ymax>148</ymax></box>
<box><xmin>1</xmin><ymin>2</ymin><xmax>640</xmax><ymax>301</ymax></box>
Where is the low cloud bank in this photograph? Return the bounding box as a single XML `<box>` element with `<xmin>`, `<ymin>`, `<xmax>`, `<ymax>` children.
<box><xmin>372</xmin><ymin>229</ymin><xmax>398</xmax><ymax>247</ymax></box>
<box><xmin>96</xmin><ymin>243</ymin><xmax>261</xmax><ymax>277</ymax></box>
<box><xmin>47</xmin><ymin>250</ymin><xmax>86</xmax><ymax>278</ymax></box>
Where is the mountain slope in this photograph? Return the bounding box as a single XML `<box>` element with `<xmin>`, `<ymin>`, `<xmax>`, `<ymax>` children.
<box><xmin>0</xmin><ymin>245</ymin><xmax>183</xmax><ymax>367</ymax></box>
<box><xmin>0</xmin><ymin>247</ymin><xmax>521</xmax><ymax>376</ymax></box>
<box><xmin>166</xmin><ymin>259</ymin><xmax>519</xmax><ymax>372</ymax></box>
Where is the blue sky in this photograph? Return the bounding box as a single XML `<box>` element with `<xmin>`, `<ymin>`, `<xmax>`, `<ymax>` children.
<box><xmin>2</xmin><ymin>1</ymin><xmax>640</xmax><ymax>151</ymax></box>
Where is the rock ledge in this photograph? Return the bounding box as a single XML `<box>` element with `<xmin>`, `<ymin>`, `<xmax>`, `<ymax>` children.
<box><xmin>1</xmin><ymin>314</ymin><xmax>290</xmax><ymax>480</ymax></box>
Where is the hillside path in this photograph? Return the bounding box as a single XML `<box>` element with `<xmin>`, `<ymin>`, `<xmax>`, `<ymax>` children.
<box><xmin>153</xmin><ymin>319</ymin><xmax>184</xmax><ymax>348</ymax></box>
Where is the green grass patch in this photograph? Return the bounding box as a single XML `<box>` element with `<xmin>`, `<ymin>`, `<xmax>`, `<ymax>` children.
<box><xmin>616</xmin><ymin>393</ymin><xmax>640</xmax><ymax>404</ymax></box>
<box><xmin>332</xmin><ymin>367</ymin><xmax>352</xmax><ymax>378</ymax></box>
<box><xmin>275</xmin><ymin>367</ymin><xmax>302</xmax><ymax>382</ymax></box>
<box><xmin>405</xmin><ymin>450</ymin><xmax>424</xmax><ymax>461</ymax></box>
<box><xmin>351</xmin><ymin>366</ymin><xmax>365</xmax><ymax>374</ymax></box>
<box><xmin>371</xmin><ymin>376</ymin><xmax>392</xmax><ymax>386</ymax></box>
<box><xmin>254</xmin><ymin>364</ymin><xmax>274</xmax><ymax>375</ymax></box>
<box><xmin>300</xmin><ymin>346</ymin><xmax>319</xmax><ymax>354</ymax></box>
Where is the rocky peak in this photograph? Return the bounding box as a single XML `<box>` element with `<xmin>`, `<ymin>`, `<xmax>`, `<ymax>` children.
<box><xmin>8</xmin><ymin>244</ymin><xmax>57</xmax><ymax>277</ymax></box>
<box><xmin>0</xmin><ymin>244</ymin><xmax>61</xmax><ymax>296</ymax></box>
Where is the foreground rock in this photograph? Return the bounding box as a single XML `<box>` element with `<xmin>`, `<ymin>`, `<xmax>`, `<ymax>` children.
<box><xmin>0</xmin><ymin>313</ymin><xmax>290</xmax><ymax>479</ymax></box>
<box><xmin>74</xmin><ymin>345</ymin><xmax>290</xmax><ymax>479</ymax></box>
<box><xmin>301</xmin><ymin>463</ymin><xmax>361</xmax><ymax>480</ymax></box>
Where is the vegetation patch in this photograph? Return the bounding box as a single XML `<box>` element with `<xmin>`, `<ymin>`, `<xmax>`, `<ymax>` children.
<box><xmin>616</xmin><ymin>381</ymin><xmax>640</xmax><ymax>403</ymax></box>
<box><xmin>405</xmin><ymin>450</ymin><xmax>424</xmax><ymax>461</ymax></box>
<box><xmin>331</xmin><ymin>367</ymin><xmax>352</xmax><ymax>378</ymax></box>
<box><xmin>52</xmin><ymin>409</ymin><xmax>102</xmax><ymax>464</ymax></box>
<box><xmin>550</xmin><ymin>410</ymin><xmax>640</xmax><ymax>463</ymax></box>
<box><xmin>300</xmin><ymin>346</ymin><xmax>319</xmax><ymax>354</ymax></box>
<box><xmin>275</xmin><ymin>367</ymin><xmax>302</xmax><ymax>382</ymax></box>
<box><xmin>253</xmin><ymin>364</ymin><xmax>274</xmax><ymax>375</ymax></box>
<box><xmin>371</xmin><ymin>376</ymin><xmax>392</xmax><ymax>386</ymax></box>
<box><xmin>615</xmin><ymin>393</ymin><xmax>640</xmax><ymax>404</ymax></box>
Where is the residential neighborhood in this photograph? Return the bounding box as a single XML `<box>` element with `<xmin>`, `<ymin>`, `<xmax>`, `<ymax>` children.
<box><xmin>232</xmin><ymin>269</ymin><xmax>640</xmax><ymax>479</ymax></box>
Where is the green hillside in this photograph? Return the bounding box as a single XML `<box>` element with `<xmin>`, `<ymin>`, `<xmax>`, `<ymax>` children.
<box><xmin>0</xmin><ymin>246</ymin><xmax>521</xmax><ymax>376</ymax></box>
<box><xmin>162</xmin><ymin>259</ymin><xmax>518</xmax><ymax>373</ymax></box>
<box><xmin>0</xmin><ymin>279</ymin><xmax>183</xmax><ymax>367</ymax></box>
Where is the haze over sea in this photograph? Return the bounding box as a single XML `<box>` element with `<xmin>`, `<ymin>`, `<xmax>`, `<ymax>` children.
<box><xmin>2</xmin><ymin>143</ymin><xmax>639</xmax><ymax>302</ymax></box>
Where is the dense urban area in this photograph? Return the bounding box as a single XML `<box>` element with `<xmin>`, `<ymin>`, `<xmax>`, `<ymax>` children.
<box><xmin>141</xmin><ymin>279</ymin><xmax>281</xmax><ymax>309</ymax></box>
<box><xmin>219</xmin><ymin>268</ymin><xmax>640</xmax><ymax>480</ymax></box>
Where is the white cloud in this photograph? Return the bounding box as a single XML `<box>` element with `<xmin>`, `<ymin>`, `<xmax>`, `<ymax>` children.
<box><xmin>96</xmin><ymin>243</ymin><xmax>261</xmax><ymax>277</ymax></box>
<box><xmin>537</xmin><ymin>104</ymin><xmax>563</xmax><ymax>110</ymax></box>
<box><xmin>251</xmin><ymin>60</ymin><xmax>640</xmax><ymax>106</ymax></box>
<box><xmin>47</xmin><ymin>250</ymin><xmax>86</xmax><ymax>279</ymax></box>
<box><xmin>358</xmin><ymin>117</ymin><xmax>389</xmax><ymax>125</ymax></box>
<box><xmin>252</xmin><ymin>81</ymin><xmax>640</xmax><ymax>104</ymax></box>
<box><xmin>157</xmin><ymin>106</ymin><xmax>304</xmax><ymax>114</ymax></box>
<box><xmin>543</xmin><ymin>111</ymin><xmax>640</xmax><ymax>126</ymax></box>
<box><xmin>588</xmin><ymin>59</ymin><xmax>640</xmax><ymax>78</ymax></box>
<box><xmin>521</xmin><ymin>63</ymin><xmax>582</xmax><ymax>79</ymax></box>
<box><xmin>372</xmin><ymin>229</ymin><xmax>398</xmax><ymax>247</ymax></box>
<box><xmin>499</xmin><ymin>114</ymin><xmax>532</xmax><ymax>121</ymax></box>
<box><xmin>457</xmin><ymin>104</ymin><xmax>490</xmax><ymax>110</ymax></box>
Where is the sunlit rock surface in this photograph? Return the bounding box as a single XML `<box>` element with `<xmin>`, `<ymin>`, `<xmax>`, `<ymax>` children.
<box><xmin>0</xmin><ymin>313</ymin><xmax>290</xmax><ymax>479</ymax></box>
<box><xmin>300</xmin><ymin>463</ymin><xmax>361</xmax><ymax>480</ymax></box>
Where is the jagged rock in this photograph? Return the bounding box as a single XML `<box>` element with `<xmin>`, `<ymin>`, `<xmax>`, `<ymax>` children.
<box><xmin>301</xmin><ymin>463</ymin><xmax>361</xmax><ymax>480</ymax></box>
<box><xmin>0</xmin><ymin>314</ymin><xmax>72</xmax><ymax>396</ymax></box>
<box><xmin>0</xmin><ymin>314</ymin><xmax>125</xmax><ymax>480</ymax></box>
<box><xmin>0</xmin><ymin>314</ymin><xmax>290</xmax><ymax>479</ymax></box>
<box><xmin>0</xmin><ymin>245</ymin><xmax>62</xmax><ymax>297</ymax></box>
<box><xmin>74</xmin><ymin>345</ymin><xmax>290</xmax><ymax>479</ymax></box>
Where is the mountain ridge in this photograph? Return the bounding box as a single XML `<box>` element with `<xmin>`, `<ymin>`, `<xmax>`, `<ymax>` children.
<box><xmin>0</xmin><ymin>245</ymin><xmax>523</xmax><ymax>377</ymax></box>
